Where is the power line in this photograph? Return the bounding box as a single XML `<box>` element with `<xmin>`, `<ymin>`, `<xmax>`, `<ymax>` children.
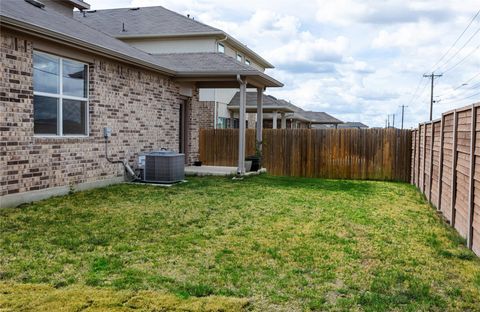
<box><xmin>442</xmin><ymin>43</ymin><xmax>480</xmax><ymax>74</ymax></box>
<box><xmin>430</xmin><ymin>8</ymin><xmax>480</xmax><ymax>71</ymax></box>
<box><xmin>436</xmin><ymin>24</ymin><xmax>480</xmax><ymax>72</ymax></box>
<box><xmin>436</xmin><ymin>71</ymin><xmax>480</xmax><ymax>99</ymax></box>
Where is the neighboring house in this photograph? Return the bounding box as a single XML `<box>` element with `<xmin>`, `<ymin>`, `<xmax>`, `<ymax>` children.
<box><xmin>337</xmin><ymin>122</ymin><xmax>369</xmax><ymax>129</ymax></box>
<box><xmin>228</xmin><ymin>93</ymin><xmax>295</xmax><ymax>129</ymax></box>
<box><xmin>228</xmin><ymin>92</ymin><xmax>343</xmax><ymax>129</ymax></box>
<box><xmin>0</xmin><ymin>0</ymin><xmax>281</xmax><ymax>207</ymax></box>
<box><xmin>73</xmin><ymin>6</ymin><xmax>274</xmax><ymax>129</ymax></box>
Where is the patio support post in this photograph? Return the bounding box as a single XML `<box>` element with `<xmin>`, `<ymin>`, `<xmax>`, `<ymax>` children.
<box><xmin>272</xmin><ymin>111</ymin><xmax>278</xmax><ymax>129</ymax></box>
<box><xmin>237</xmin><ymin>75</ymin><xmax>247</xmax><ymax>175</ymax></box>
<box><xmin>256</xmin><ymin>88</ymin><xmax>263</xmax><ymax>154</ymax></box>
<box><xmin>281</xmin><ymin>113</ymin><xmax>287</xmax><ymax>129</ymax></box>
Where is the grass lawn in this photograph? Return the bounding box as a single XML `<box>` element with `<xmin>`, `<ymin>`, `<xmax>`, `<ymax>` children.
<box><xmin>1</xmin><ymin>175</ymin><xmax>480</xmax><ymax>311</ymax></box>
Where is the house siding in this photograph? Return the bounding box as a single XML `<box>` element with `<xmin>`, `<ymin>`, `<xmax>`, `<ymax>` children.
<box><xmin>0</xmin><ymin>29</ymin><xmax>199</xmax><ymax>204</ymax></box>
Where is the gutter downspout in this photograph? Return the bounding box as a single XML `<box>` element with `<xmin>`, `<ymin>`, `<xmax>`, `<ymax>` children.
<box><xmin>236</xmin><ymin>74</ymin><xmax>247</xmax><ymax>175</ymax></box>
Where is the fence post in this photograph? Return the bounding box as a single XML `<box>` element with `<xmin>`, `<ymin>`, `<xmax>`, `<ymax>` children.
<box><xmin>417</xmin><ymin>126</ymin><xmax>421</xmax><ymax>188</ymax></box>
<box><xmin>451</xmin><ymin>111</ymin><xmax>458</xmax><ymax>227</ymax></box>
<box><xmin>467</xmin><ymin>105</ymin><xmax>477</xmax><ymax>249</ymax></box>
<box><xmin>437</xmin><ymin>115</ymin><xmax>445</xmax><ymax>211</ymax></box>
<box><xmin>412</xmin><ymin>130</ymin><xmax>417</xmax><ymax>184</ymax></box>
<box><xmin>423</xmin><ymin>123</ymin><xmax>427</xmax><ymax>194</ymax></box>
<box><xmin>429</xmin><ymin>122</ymin><xmax>435</xmax><ymax>203</ymax></box>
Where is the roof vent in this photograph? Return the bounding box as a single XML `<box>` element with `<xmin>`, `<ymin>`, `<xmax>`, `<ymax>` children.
<box><xmin>24</xmin><ymin>0</ymin><xmax>45</xmax><ymax>9</ymax></box>
<box><xmin>130</xmin><ymin>7</ymin><xmax>140</xmax><ymax>10</ymax></box>
<box><xmin>86</xmin><ymin>10</ymin><xmax>96</xmax><ymax>13</ymax></box>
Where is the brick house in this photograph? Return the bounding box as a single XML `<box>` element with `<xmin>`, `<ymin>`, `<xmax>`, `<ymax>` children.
<box><xmin>0</xmin><ymin>0</ymin><xmax>282</xmax><ymax>207</ymax></box>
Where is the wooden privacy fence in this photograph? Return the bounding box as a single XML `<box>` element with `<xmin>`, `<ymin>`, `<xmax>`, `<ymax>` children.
<box><xmin>199</xmin><ymin>128</ymin><xmax>412</xmax><ymax>182</ymax></box>
<box><xmin>411</xmin><ymin>103</ymin><xmax>480</xmax><ymax>256</ymax></box>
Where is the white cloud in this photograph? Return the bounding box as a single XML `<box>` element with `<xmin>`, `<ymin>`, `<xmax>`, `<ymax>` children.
<box><xmin>86</xmin><ymin>0</ymin><xmax>480</xmax><ymax>128</ymax></box>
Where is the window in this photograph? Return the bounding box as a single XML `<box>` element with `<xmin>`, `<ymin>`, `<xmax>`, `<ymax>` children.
<box><xmin>236</xmin><ymin>53</ymin><xmax>243</xmax><ymax>62</ymax></box>
<box><xmin>245</xmin><ymin>59</ymin><xmax>251</xmax><ymax>66</ymax></box>
<box><xmin>33</xmin><ymin>51</ymin><xmax>88</xmax><ymax>136</ymax></box>
<box><xmin>217</xmin><ymin>117</ymin><xmax>228</xmax><ymax>129</ymax></box>
<box><xmin>217</xmin><ymin>43</ymin><xmax>225</xmax><ymax>53</ymax></box>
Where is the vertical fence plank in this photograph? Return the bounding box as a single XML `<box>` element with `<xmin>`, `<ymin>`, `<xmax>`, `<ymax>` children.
<box><xmin>468</xmin><ymin>105</ymin><xmax>477</xmax><ymax>248</ymax></box>
<box><xmin>412</xmin><ymin>130</ymin><xmax>417</xmax><ymax>185</ymax></box>
<box><xmin>429</xmin><ymin>123</ymin><xmax>435</xmax><ymax>203</ymax></box>
<box><xmin>451</xmin><ymin>111</ymin><xmax>458</xmax><ymax>227</ymax></box>
<box><xmin>422</xmin><ymin>124</ymin><xmax>427</xmax><ymax>193</ymax></box>
<box><xmin>437</xmin><ymin>116</ymin><xmax>445</xmax><ymax>211</ymax></box>
<box><xmin>417</xmin><ymin>126</ymin><xmax>421</xmax><ymax>188</ymax></box>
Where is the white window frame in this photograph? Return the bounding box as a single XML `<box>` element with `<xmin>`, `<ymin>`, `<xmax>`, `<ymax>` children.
<box><xmin>236</xmin><ymin>53</ymin><xmax>243</xmax><ymax>62</ymax></box>
<box><xmin>245</xmin><ymin>59</ymin><xmax>251</xmax><ymax>65</ymax></box>
<box><xmin>217</xmin><ymin>42</ymin><xmax>225</xmax><ymax>53</ymax></box>
<box><xmin>33</xmin><ymin>50</ymin><xmax>89</xmax><ymax>138</ymax></box>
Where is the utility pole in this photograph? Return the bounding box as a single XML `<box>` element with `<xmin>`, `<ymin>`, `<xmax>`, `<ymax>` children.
<box><xmin>387</xmin><ymin>115</ymin><xmax>390</xmax><ymax>128</ymax></box>
<box><xmin>392</xmin><ymin>114</ymin><xmax>395</xmax><ymax>129</ymax></box>
<box><xmin>399</xmin><ymin>105</ymin><xmax>408</xmax><ymax>129</ymax></box>
<box><xmin>423</xmin><ymin>72</ymin><xmax>443</xmax><ymax>121</ymax></box>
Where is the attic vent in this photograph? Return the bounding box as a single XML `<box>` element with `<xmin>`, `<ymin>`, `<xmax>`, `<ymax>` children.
<box><xmin>24</xmin><ymin>0</ymin><xmax>45</xmax><ymax>9</ymax></box>
<box><xmin>130</xmin><ymin>7</ymin><xmax>140</xmax><ymax>10</ymax></box>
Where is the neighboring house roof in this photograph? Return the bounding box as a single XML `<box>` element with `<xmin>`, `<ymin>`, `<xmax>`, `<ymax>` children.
<box><xmin>228</xmin><ymin>92</ymin><xmax>342</xmax><ymax>124</ymax></box>
<box><xmin>73</xmin><ymin>6</ymin><xmax>274</xmax><ymax>69</ymax></box>
<box><xmin>338</xmin><ymin>122</ymin><xmax>369</xmax><ymax>129</ymax></box>
<box><xmin>299</xmin><ymin>111</ymin><xmax>343</xmax><ymax>124</ymax></box>
<box><xmin>152</xmin><ymin>53</ymin><xmax>282</xmax><ymax>87</ymax></box>
<box><xmin>228</xmin><ymin>92</ymin><xmax>294</xmax><ymax>113</ymax></box>
<box><xmin>0</xmin><ymin>0</ymin><xmax>282</xmax><ymax>87</ymax></box>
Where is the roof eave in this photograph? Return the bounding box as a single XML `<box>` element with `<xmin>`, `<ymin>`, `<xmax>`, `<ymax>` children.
<box><xmin>0</xmin><ymin>17</ymin><xmax>176</xmax><ymax>76</ymax></box>
<box><xmin>69</xmin><ymin>0</ymin><xmax>90</xmax><ymax>10</ymax></box>
<box><xmin>175</xmin><ymin>71</ymin><xmax>283</xmax><ymax>88</ymax></box>
<box><xmin>223</xmin><ymin>34</ymin><xmax>274</xmax><ymax>69</ymax></box>
<box><xmin>115</xmin><ymin>31</ymin><xmax>224</xmax><ymax>40</ymax></box>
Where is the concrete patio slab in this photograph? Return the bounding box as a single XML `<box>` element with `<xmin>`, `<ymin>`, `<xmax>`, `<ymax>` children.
<box><xmin>185</xmin><ymin>166</ymin><xmax>237</xmax><ymax>176</ymax></box>
<box><xmin>185</xmin><ymin>166</ymin><xmax>267</xmax><ymax>176</ymax></box>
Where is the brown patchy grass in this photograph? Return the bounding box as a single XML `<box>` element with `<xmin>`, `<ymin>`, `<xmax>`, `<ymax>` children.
<box><xmin>1</xmin><ymin>175</ymin><xmax>480</xmax><ymax>311</ymax></box>
<box><xmin>0</xmin><ymin>283</ymin><xmax>249</xmax><ymax>311</ymax></box>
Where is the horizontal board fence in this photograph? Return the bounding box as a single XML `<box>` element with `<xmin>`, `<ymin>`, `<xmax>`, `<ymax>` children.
<box><xmin>199</xmin><ymin>128</ymin><xmax>412</xmax><ymax>182</ymax></box>
<box><xmin>411</xmin><ymin>102</ymin><xmax>480</xmax><ymax>257</ymax></box>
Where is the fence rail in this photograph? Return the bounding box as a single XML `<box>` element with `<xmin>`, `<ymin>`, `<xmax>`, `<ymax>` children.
<box><xmin>411</xmin><ymin>103</ymin><xmax>480</xmax><ymax>256</ymax></box>
<box><xmin>199</xmin><ymin>128</ymin><xmax>412</xmax><ymax>182</ymax></box>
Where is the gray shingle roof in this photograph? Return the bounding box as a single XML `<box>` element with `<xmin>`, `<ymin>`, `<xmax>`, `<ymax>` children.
<box><xmin>338</xmin><ymin>122</ymin><xmax>368</xmax><ymax>128</ymax></box>
<box><xmin>228</xmin><ymin>92</ymin><xmax>293</xmax><ymax>112</ymax></box>
<box><xmin>229</xmin><ymin>92</ymin><xmax>287</xmax><ymax>107</ymax></box>
<box><xmin>153</xmin><ymin>53</ymin><xmax>256</xmax><ymax>73</ymax></box>
<box><xmin>229</xmin><ymin>92</ymin><xmax>342</xmax><ymax>124</ymax></box>
<box><xmin>0</xmin><ymin>1</ymin><xmax>282</xmax><ymax>87</ymax></box>
<box><xmin>299</xmin><ymin>111</ymin><xmax>343</xmax><ymax>124</ymax></box>
<box><xmin>0</xmin><ymin>0</ymin><xmax>174</xmax><ymax>74</ymax></box>
<box><xmin>73</xmin><ymin>6</ymin><xmax>274</xmax><ymax>69</ymax></box>
<box><xmin>151</xmin><ymin>53</ymin><xmax>282</xmax><ymax>87</ymax></box>
<box><xmin>73</xmin><ymin>6</ymin><xmax>222</xmax><ymax>37</ymax></box>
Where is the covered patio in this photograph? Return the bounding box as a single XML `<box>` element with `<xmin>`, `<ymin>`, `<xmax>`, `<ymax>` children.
<box><xmin>153</xmin><ymin>52</ymin><xmax>283</xmax><ymax>175</ymax></box>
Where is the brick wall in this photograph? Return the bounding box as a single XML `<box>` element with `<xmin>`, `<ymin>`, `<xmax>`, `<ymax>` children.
<box><xmin>0</xmin><ymin>29</ymin><xmax>199</xmax><ymax>198</ymax></box>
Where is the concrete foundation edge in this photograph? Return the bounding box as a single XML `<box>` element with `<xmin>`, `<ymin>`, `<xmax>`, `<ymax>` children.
<box><xmin>0</xmin><ymin>176</ymin><xmax>125</xmax><ymax>208</ymax></box>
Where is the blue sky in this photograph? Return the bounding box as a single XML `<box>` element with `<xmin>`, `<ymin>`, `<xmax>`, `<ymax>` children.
<box><xmin>86</xmin><ymin>0</ymin><xmax>480</xmax><ymax>128</ymax></box>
